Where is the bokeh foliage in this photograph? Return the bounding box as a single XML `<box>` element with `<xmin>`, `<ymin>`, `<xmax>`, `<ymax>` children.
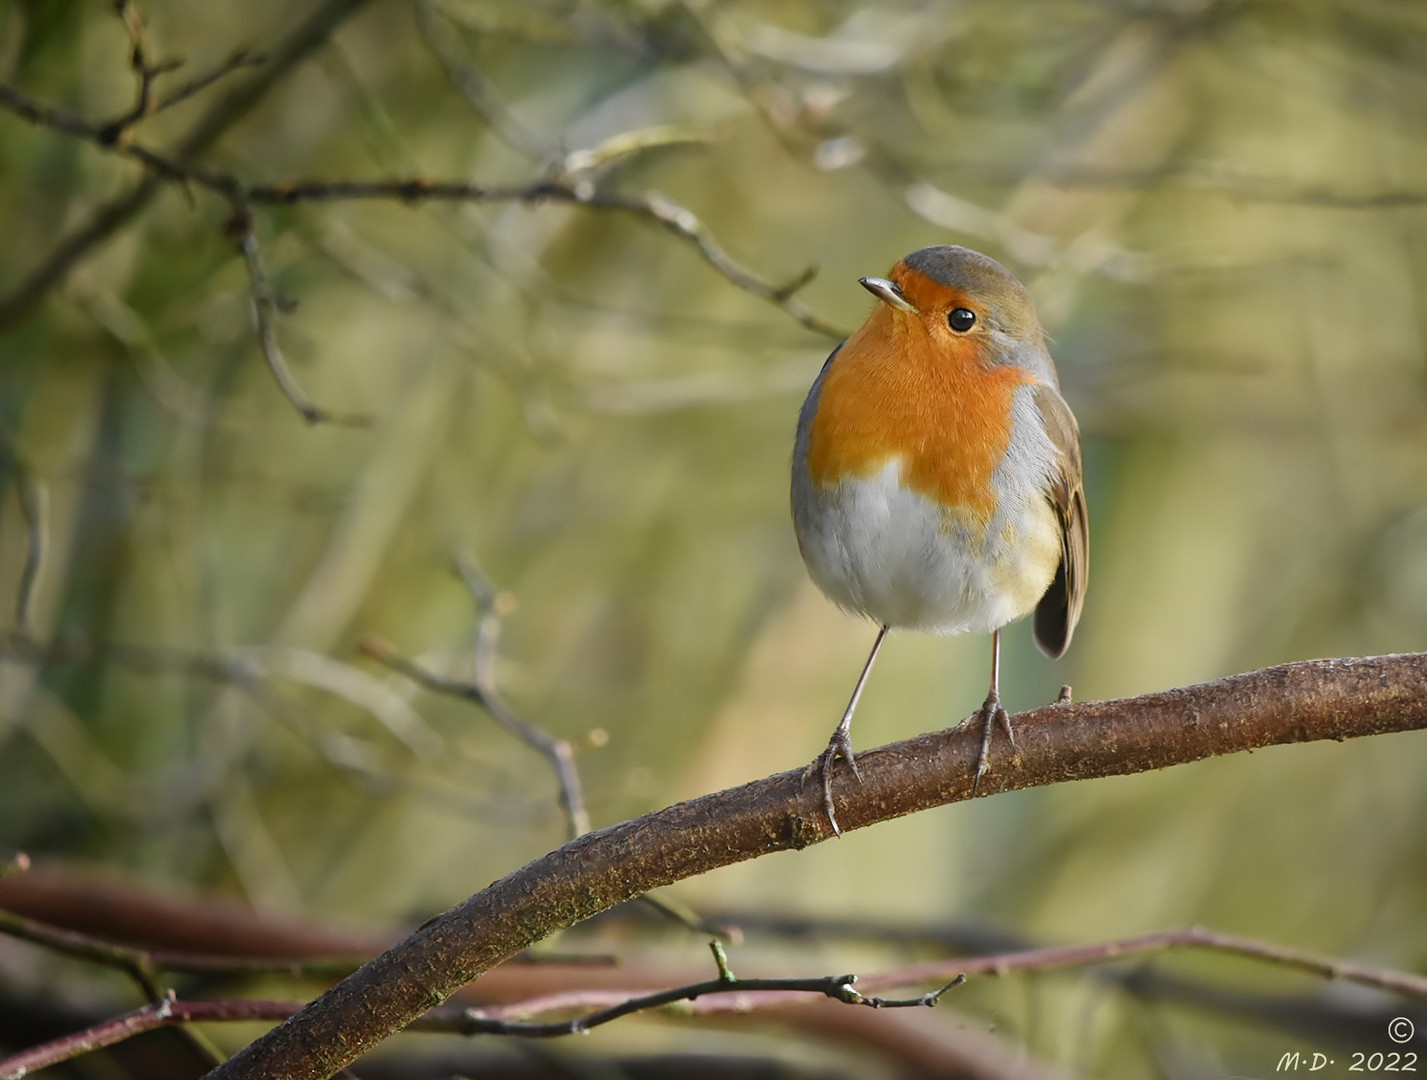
<box><xmin>1</xmin><ymin>0</ymin><xmax>1426</xmax><ymax>1074</ymax></box>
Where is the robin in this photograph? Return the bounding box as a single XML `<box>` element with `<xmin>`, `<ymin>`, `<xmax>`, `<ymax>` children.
<box><xmin>791</xmin><ymin>245</ymin><xmax>1088</xmax><ymax>835</ymax></box>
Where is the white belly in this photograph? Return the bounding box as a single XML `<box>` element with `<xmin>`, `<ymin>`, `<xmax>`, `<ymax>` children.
<box><xmin>792</xmin><ymin>459</ymin><xmax>1057</xmax><ymax>633</ymax></box>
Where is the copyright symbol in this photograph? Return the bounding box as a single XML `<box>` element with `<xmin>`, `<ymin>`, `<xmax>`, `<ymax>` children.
<box><xmin>1389</xmin><ymin>1016</ymin><xmax>1414</xmax><ymax>1044</ymax></box>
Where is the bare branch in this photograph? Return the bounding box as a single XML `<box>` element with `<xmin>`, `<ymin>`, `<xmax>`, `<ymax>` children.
<box><xmin>855</xmin><ymin>925</ymin><xmax>1427</xmax><ymax>999</ymax></box>
<box><xmin>250</xmin><ymin>180</ymin><xmax>839</xmax><ymax>337</ymax></box>
<box><xmin>0</xmin><ymin>906</ymin><xmax>363</xmax><ymax>990</ymax></box>
<box><xmin>207</xmin><ymin>652</ymin><xmax>1427</xmax><ymax>1080</ymax></box>
<box><xmin>0</xmin><ymin>631</ymin><xmax>554</xmax><ymax>822</ymax></box>
<box><xmin>0</xmin><ymin>996</ymin><xmax>290</xmax><ymax>1079</ymax></box>
<box><xmin>0</xmin><ymin>962</ymin><xmax>959</xmax><ymax>1078</ymax></box>
<box><xmin>10</xmin><ymin>910</ymin><xmax>1427</xmax><ymax>1079</ymax></box>
<box><xmin>153</xmin><ymin>49</ymin><xmax>268</xmax><ymax>114</ymax></box>
<box><xmin>231</xmin><ymin>212</ymin><xmax>373</xmax><ymax>427</ymax></box>
<box><xmin>362</xmin><ymin>628</ymin><xmax>590</xmax><ymax>840</ymax></box>
<box><xmin>0</xmin><ymin>907</ymin><xmax>167</xmax><ymax>1003</ymax></box>
<box><xmin>0</xmin><ymin>82</ymin><xmax>845</xmax><ymax>339</ymax></box>
<box><xmin>0</xmin><ymin>433</ymin><xmax>45</xmax><ymax>634</ymax></box>
<box><xmin>414</xmin><ymin>0</ymin><xmax>556</xmax><ymax>160</ymax></box>
<box><xmin>96</xmin><ymin>0</ymin><xmax>182</xmax><ymax>146</ymax></box>
<box><xmin>0</xmin><ymin>0</ymin><xmax>380</xmax><ymax>331</ymax></box>
<box><xmin>434</xmin><ymin>971</ymin><xmax>963</xmax><ymax>1039</ymax></box>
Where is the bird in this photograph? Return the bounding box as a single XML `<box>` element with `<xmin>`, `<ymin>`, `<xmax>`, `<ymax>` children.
<box><xmin>791</xmin><ymin>244</ymin><xmax>1088</xmax><ymax>835</ymax></box>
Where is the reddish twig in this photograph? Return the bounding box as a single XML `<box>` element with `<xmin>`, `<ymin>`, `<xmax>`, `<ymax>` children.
<box><xmin>0</xmin><ymin>996</ymin><xmax>294</xmax><ymax>1079</ymax></box>
<box><xmin>0</xmin><ymin>959</ymin><xmax>958</xmax><ymax>1078</ymax></box>
<box><xmin>856</xmin><ymin>925</ymin><xmax>1427</xmax><ymax>999</ymax></box>
<box><xmin>8</xmin><ymin>915</ymin><xmax>1427</xmax><ymax>1079</ymax></box>
<box><xmin>0</xmin><ymin>906</ymin><xmax>368</xmax><ymax>990</ymax></box>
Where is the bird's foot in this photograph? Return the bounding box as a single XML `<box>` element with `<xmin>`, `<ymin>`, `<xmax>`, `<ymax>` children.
<box><xmin>1056</xmin><ymin>684</ymin><xmax>1073</xmax><ymax>704</ymax></box>
<box><xmin>802</xmin><ymin>726</ymin><xmax>861</xmax><ymax>838</ymax></box>
<box><xmin>970</xmin><ymin>689</ymin><xmax>1016</xmax><ymax>795</ymax></box>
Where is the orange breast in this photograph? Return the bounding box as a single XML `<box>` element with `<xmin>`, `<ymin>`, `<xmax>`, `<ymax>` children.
<box><xmin>805</xmin><ymin>304</ymin><xmax>1031</xmax><ymax>523</ymax></box>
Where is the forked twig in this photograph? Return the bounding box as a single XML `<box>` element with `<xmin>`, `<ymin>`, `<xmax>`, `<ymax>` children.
<box><xmin>363</xmin><ymin>559</ymin><xmax>589</xmax><ymax>838</ymax></box>
<box><xmin>230</xmin><ymin>209</ymin><xmax>372</xmax><ymax>427</ymax></box>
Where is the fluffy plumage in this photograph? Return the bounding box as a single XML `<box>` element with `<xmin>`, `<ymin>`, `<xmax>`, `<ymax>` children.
<box><xmin>791</xmin><ymin>245</ymin><xmax>1089</xmax><ymax>833</ymax></box>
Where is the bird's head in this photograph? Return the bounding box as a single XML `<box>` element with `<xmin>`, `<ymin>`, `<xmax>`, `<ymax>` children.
<box><xmin>858</xmin><ymin>245</ymin><xmax>1051</xmax><ymax>380</ymax></box>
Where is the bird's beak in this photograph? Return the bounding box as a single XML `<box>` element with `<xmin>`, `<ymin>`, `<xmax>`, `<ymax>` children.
<box><xmin>859</xmin><ymin>276</ymin><xmax>919</xmax><ymax>314</ymax></box>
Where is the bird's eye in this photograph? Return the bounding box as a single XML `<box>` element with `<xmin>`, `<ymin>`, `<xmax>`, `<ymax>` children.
<box><xmin>948</xmin><ymin>308</ymin><xmax>976</xmax><ymax>332</ymax></box>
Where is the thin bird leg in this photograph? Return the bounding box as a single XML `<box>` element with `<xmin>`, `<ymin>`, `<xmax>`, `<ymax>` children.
<box><xmin>806</xmin><ymin>623</ymin><xmax>889</xmax><ymax>837</ymax></box>
<box><xmin>971</xmin><ymin>628</ymin><xmax>1016</xmax><ymax>794</ymax></box>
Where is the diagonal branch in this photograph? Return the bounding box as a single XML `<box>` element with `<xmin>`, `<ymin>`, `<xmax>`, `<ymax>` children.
<box><xmin>151</xmin><ymin>49</ymin><xmax>268</xmax><ymax>115</ymax></box>
<box><xmin>205</xmin><ymin>652</ymin><xmax>1427</xmax><ymax>1080</ymax></box>
<box><xmin>361</xmin><ymin>634</ymin><xmax>590</xmax><ymax>840</ymax></box>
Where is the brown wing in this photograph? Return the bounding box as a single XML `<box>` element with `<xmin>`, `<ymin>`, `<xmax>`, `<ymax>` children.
<box><xmin>1031</xmin><ymin>383</ymin><xmax>1089</xmax><ymax>660</ymax></box>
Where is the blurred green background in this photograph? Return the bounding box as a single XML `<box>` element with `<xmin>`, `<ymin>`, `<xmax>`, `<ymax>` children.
<box><xmin>1</xmin><ymin>0</ymin><xmax>1426</xmax><ymax>1075</ymax></box>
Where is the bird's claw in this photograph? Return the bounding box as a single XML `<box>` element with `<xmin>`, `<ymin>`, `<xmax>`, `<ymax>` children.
<box><xmin>970</xmin><ymin>693</ymin><xmax>1014</xmax><ymax>796</ymax></box>
<box><xmin>803</xmin><ymin>728</ymin><xmax>861</xmax><ymax>837</ymax></box>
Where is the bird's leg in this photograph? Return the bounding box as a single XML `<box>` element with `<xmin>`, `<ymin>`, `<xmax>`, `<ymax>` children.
<box><xmin>805</xmin><ymin>624</ymin><xmax>888</xmax><ymax>837</ymax></box>
<box><xmin>971</xmin><ymin>628</ymin><xmax>1016</xmax><ymax>794</ymax></box>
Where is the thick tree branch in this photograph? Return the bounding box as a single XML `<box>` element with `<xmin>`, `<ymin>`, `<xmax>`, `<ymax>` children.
<box><xmin>203</xmin><ymin>653</ymin><xmax>1427</xmax><ymax>1080</ymax></box>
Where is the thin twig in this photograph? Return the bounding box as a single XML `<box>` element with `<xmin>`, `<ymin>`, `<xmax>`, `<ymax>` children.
<box><xmin>0</xmin><ymin>82</ymin><xmax>845</xmax><ymax>339</ymax></box>
<box><xmin>0</xmin><ymin>996</ymin><xmax>271</xmax><ymax>1079</ymax></box>
<box><xmin>97</xmin><ymin>0</ymin><xmax>183</xmax><ymax>147</ymax></box>
<box><xmin>153</xmin><ymin>49</ymin><xmax>268</xmax><ymax>113</ymax></box>
<box><xmin>440</xmin><ymin>973</ymin><xmax>964</xmax><ymax>1038</ymax></box>
<box><xmin>452</xmin><ymin>557</ymin><xmax>506</xmax><ymax>695</ymax></box>
<box><xmin>0</xmin><ymin>0</ymin><xmax>379</xmax><ymax>331</ymax></box>
<box><xmin>362</xmin><ymin>622</ymin><xmax>591</xmax><ymax>840</ymax></box>
<box><xmin>0</xmin><ymin>905</ymin><xmax>367</xmax><ymax>985</ymax></box>
<box><xmin>388</xmin><ymin>556</ymin><xmax>592</xmax><ymax>840</ymax></box>
<box><xmin>0</xmin><ymin>631</ymin><xmax>550</xmax><ymax>820</ymax></box>
<box><xmin>7</xmin><ymin>912</ymin><xmax>1427</xmax><ymax>1079</ymax></box>
<box><xmin>851</xmin><ymin>925</ymin><xmax>1427</xmax><ymax>1000</ymax></box>
<box><xmin>414</xmin><ymin>0</ymin><xmax>555</xmax><ymax>160</ymax></box>
<box><xmin>0</xmin><ymin>961</ymin><xmax>959</xmax><ymax>1079</ymax></box>
<box><xmin>636</xmin><ymin>892</ymin><xmax>736</xmax><ymax>941</ymax></box>
<box><xmin>0</xmin><ymin>887</ymin><xmax>610</xmax><ymax>989</ymax></box>
<box><xmin>0</xmin><ymin>433</ymin><xmax>45</xmax><ymax>633</ymax></box>
<box><xmin>232</xmin><ymin>211</ymin><xmax>372</xmax><ymax>427</ymax></box>
<box><xmin>0</xmin><ymin>908</ymin><xmax>167</xmax><ymax>1002</ymax></box>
